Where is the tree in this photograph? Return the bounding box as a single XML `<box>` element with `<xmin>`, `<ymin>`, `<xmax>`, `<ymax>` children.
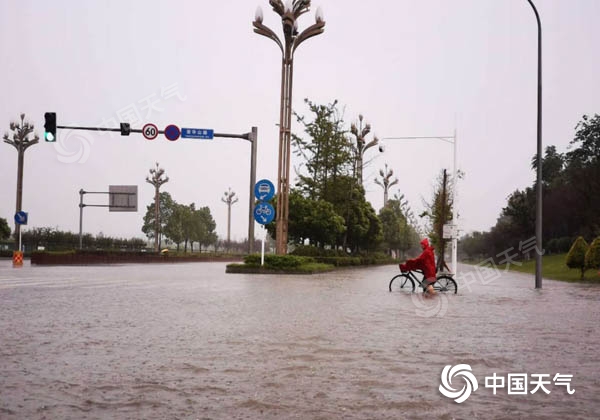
<box><xmin>163</xmin><ymin>203</ymin><xmax>187</xmax><ymax>251</ymax></box>
<box><xmin>266</xmin><ymin>190</ymin><xmax>346</xmax><ymax>248</ymax></box>
<box><xmin>193</xmin><ymin>206</ymin><xmax>217</xmax><ymax>252</ymax></box>
<box><xmin>563</xmin><ymin>114</ymin><xmax>600</xmax><ymax>239</ymax></box>
<box><xmin>379</xmin><ymin>206</ymin><xmax>402</xmax><ymax>256</ymax></box>
<box><xmin>380</xmin><ymin>196</ymin><xmax>419</xmax><ymax>258</ymax></box>
<box><xmin>0</xmin><ymin>217</ymin><xmax>10</xmax><ymax>240</ymax></box>
<box><xmin>584</xmin><ymin>237</ymin><xmax>600</xmax><ymax>272</ymax></box>
<box><xmin>422</xmin><ymin>169</ymin><xmax>454</xmax><ymax>268</ymax></box>
<box><xmin>566</xmin><ymin>236</ymin><xmax>589</xmax><ymax>280</ymax></box>
<box><xmin>531</xmin><ymin>145</ymin><xmax>565</xmax><ymax>188</ymax></box>
<box><xmin>142</xmin><ymin>191</ymin><xmax>175</xmax><ymax>249</ymax></box>
<box><xmin>292</xmin><ymin>98</ymin><xmax>353</xmax><ymax>201</ymax></box>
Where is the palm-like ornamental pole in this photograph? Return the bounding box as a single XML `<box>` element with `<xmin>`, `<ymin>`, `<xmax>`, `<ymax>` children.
<box><xmin>253</xmin><ymin>0</ymin><xmax>325</xmax><ymax>255</ymax></box>
<box><xmin>145</xmin><ymin>163</ymin><xmax>169</xmax><ymax>252</ymax></box>
<box><xmin>221</xmin><ymin>188</ymin><xmax>239</xmax><ymax>247</ymax></box>
<box><xmin>350</xmin><ymin>114</ymin><xmax>379</xmax><ymax>186</ymax></box>
<box><xmin>374</xmin><ymin>164</ymin><xmax>398</xmax><ymax>207</ymax></box>
<box><xmin>3</xmin><ymin>113</ymin><xmax>39</xmax><ymax>249</ymax></box>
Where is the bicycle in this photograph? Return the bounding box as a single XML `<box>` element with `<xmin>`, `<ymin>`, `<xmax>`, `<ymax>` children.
<box><xmin>388</xmin><ymin>269</ymin><xmax>457</xmax><ymax>294</ymax></box>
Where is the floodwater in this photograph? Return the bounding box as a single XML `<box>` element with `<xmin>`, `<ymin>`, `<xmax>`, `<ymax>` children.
<box><xmin>0</xmin><ymin>260</ymin><xmax>598</xmax><ymax>419</ymax></box>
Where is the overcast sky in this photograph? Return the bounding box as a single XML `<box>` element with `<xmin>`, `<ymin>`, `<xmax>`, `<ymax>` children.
<box><xmin>1</xmin><ymin>0</ymin><xmax>599</xmax><ymax>243</ymax></box>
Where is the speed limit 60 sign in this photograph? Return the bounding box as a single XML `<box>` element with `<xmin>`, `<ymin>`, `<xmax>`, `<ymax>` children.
<box><xmin>142</xmin><ymin>123</ymin><xmax>159</xmax><ymax>140</ymax></box>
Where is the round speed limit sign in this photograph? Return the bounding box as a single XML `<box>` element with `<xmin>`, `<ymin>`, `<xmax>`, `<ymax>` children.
<box><xmin>142</xmin><ymin>123</ymin><xmax>159</xmax><ymax>140</ymax></box>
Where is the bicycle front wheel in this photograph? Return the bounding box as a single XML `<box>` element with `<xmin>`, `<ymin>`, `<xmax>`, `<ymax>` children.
<box><xmin>434</xmin><ymin>275</ymin><xmax>458</xmax><ymax>294</ymax></box>
<box><xmin>389</xmin><ymin>274</ymin><xmax>415</xmax><ymax>293</ymax></box>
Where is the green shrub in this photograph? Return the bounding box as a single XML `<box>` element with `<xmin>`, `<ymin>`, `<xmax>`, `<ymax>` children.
<box><xmin>243</xmin><ymin>254</ymin><xmax>314</xmax><ymax>269</ymax></box>
<box><xmin>585</xmin><ymin>237</ymin><xmax>600</xmax><ymax>271</ymax></box>
<box><xmin>566</xmin><ymin>236</ymin><xmax>589</xmax><ymax>280</ymax></box>
<box><xmin>290</xmin><ymin>245</ymin><xmax>348</xmax><ymax>258</ymax></box>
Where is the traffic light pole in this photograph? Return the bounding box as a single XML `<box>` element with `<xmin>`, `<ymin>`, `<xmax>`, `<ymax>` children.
<box><xmin>213</xmin><ymin>127</ymin><xmax>258</xmax><ymax>254</ymax></box>
<box><xmin>47</xmin><ymin>114</ymin><xmax>258</xmax><ymax>254</ymax></box>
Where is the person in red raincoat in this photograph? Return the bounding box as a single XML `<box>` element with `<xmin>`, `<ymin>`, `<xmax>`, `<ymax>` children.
<box><xmin>399</xmin><ymin>238</ymin><xmax>437</xmax><ymax>294</ymax></box>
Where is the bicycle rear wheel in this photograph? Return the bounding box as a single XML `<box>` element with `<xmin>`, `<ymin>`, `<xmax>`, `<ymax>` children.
<box><xmin>389</xmin><ymin>274</ymin><xmax>415</xmax><ymax>293</ymax></box>
<box><xmin>433</xmin><ymin>275</ymin><xmax>458</xmax><ymax>294</ymax></box>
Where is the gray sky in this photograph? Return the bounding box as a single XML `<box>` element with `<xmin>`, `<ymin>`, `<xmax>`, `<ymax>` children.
<box><xmin>1</xmin><ymin>0</ymin><xmax>599</xmax><ymax>242</ymax></box>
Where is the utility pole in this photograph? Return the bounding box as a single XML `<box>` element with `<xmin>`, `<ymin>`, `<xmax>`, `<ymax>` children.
<box><xmin>145</xmin><ymin>163</ymin><xmax>169</xmax><ymax>252</ymax></box>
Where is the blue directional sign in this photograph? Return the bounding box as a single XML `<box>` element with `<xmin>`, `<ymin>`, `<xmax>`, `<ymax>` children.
<box><xmin>254</xmin><ymin>179</ymin><xmax>275</xmax><ymax>202</ymax></box>
<box><xmin>181</xmin><ymin>128</ymin><xmax>214</xmax><ymax>140</ymax></box>
<box><xmin>14</xmin><ymin>211</ymin><xmax>28</xmax><ymax>225</ymax></box>
<box><xmin>253</xmin><ymin>202</ymin><xmax>275</xmax><ymax>225</ymax></box>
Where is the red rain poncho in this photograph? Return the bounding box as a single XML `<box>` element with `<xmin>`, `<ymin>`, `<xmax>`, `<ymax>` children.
<box><xmin>399</xmin><ymin>238</ymin><xmax>437</xmax><ymax>281</ymax></box>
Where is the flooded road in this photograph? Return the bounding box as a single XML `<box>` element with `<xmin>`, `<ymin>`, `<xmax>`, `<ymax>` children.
<box><xmin>1</xmin><ymin>260</ymin><xmax>598</xmax><ymax>419</ymax></box>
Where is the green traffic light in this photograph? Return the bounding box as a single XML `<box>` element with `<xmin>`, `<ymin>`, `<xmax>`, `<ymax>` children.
<box><xmin>44</xmin><ymin>112</ymin><xmax>57</xmax><ymax>142</ymax></box>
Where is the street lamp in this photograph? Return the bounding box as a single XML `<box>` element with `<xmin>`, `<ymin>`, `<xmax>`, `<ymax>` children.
<box><xmin>3</xmin><ymin>113</ymin><xmax>39</xmax><ymax>252</ymax></box>
<box><xmin>221</xmin><ymin>187</ymin><xmax>239</xmax><ymax>249</ymax></box>
<box><xmin>350</xmin><ymin>114</ymin><xmax>379</xmax><ymax>186</ymax></box>
<box><xmin>145</xmin><ymin>163</ymin><xmax>169</xmax><ymax>253</ymax></box>
<box><xmin>253</xmin><ymin>0</ymin><xmax>325</xmax><ymax>255</ymax></box>
<box><xmin>526</xmin><ymin>0</ymin><xmax>543</xmax><ymax>289</ymax></box>
<box><xmin>380</xmin><ymin>131</ymin><xmax>459</xmax><ymax>276</ymax></box>
<box><xmin>374</xmin><ymin>163</ymin><xmax>398</xmax><ymax>207</ymax></box>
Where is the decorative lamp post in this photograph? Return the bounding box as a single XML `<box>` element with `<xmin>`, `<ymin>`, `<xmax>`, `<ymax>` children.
<box><xmin>350</xmin><ymin>114</ymin><xmax>379</xmax><ymax>186</ymax></box>
<box><xmin>145</xmin><ymin>163</ymin><xmax>169</xmax><ymax>253</ymax></box>
<box><xmin>221</xmin><ymin>187</ymin><xmax>239</xmax><ymax>247</ymax></box>
<box><xmin>253</xmin><ymin>0</ymin><xmax>325</xmax><ymax>254</ymax></box>
<box><xmin>3</xmin><ymin>113</ymin><xmax>39</xmax><ymax>251</ymax></box>
<box><xmin>374</xmin><ymin>163</ymin><xmax>398</xmax><ymax>207</ymax></box>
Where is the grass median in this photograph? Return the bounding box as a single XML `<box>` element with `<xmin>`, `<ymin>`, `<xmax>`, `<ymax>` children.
<box><xmin>500</xmin><ymin>253</ymin><xmax>600</xmax><ymax>283</ymax></box>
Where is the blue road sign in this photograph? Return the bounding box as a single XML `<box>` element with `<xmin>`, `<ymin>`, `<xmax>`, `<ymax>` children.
<box><xmin>14</xmin><ymin>211</ymin><xmax>28</xmax><ymax>225</ymax></box>
<box><xmin>254</xmin><ymin>179</ymin><xmax>275</xmax><ymax>202</ymax></box>
<box><xmin>181</xmin><ymin>128</ymin><xmax>214</xmax><ymax>140</ymax></box>
<box><xmin>164</xmin><ymin>124</ymin><xmax>181</xmax><ymax>141</ymax></box>
<box><xmin>253</xmin><ymin>202</ymin><xmax>275</xmax><ymax>225</ymax></box>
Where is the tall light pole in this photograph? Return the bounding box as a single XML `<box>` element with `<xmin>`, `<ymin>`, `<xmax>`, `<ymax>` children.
<box><xmin>145</xmin><ymin>163</ymin><xmax>169</xmax><ymax>253</ymax></box>
<box><xmin>526</xmin><ymin>0</ymin><xmax>543</xmax><ymax>289</ymax></box>
<box><xmin>221</xmin><ymin>187</ymin><xmax>239</xmax><ymax>248</ymax></box>
<box><xmin>381</xmin><ymin>133</ymin><xmax>459</xmax><ymax>276</ymax></box>
<box><xmin>253</xmin><ymin>0</ymin><xmax>325</xmax><ymax>254</ymax></box>
<box><xmin>350</xmin><ymin>114</ymin><xmax>379</xmax><ymax>186</ymax></box>
<box><xmin>3</xmin><ymin>113</ymin><xmax>39</xmax><ymax>251</ymax></box>
<box><xmin>374</xmin><ymin>163</ymin><xmax>398</xmax><ymax>207</ymax></box>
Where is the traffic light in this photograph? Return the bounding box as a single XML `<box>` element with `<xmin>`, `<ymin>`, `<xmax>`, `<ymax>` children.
<box><xmin>120</xmin><ymin>123</ymin><xmax>131</xmax><ymax>136</ymax></box>
<box><xmin>44</xmin><ymin>112</ymin><xmax>57</xmax><ymax>142</ymax></box>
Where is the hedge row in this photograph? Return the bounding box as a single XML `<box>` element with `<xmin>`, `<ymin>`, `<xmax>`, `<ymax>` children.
<box><xmin>244</xmin><ymin>252</ymin><xmax>396</xmax><ymax>268</ymax></box>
